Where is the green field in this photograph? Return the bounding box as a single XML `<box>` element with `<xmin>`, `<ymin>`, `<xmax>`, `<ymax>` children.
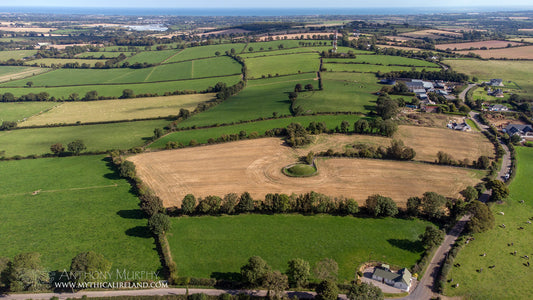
<box><xmin>176</xmin><ymin>74</ymin><xmax>316</xmax><ymax>128</ymax></box>
<box><xmin>444</xmin><ymin>59</ymin><xmax>533</xmax><ymax>95</ymax></box>
<box><xmin>325</xmin><ymin>55</ymin><xmax>439</xmax><ymax>67</ymax></box>
<box><xmin>124</xmin><ymin>49</ymin><xmax>180</xmax><ymax>64</ymax></box>
<box><xmin>0</xmin><ymin>75</ymin><xmax>242</xmax><ymax>99</ymax></box>
<box><xmin>444</xmin><ymin>147</ymin><xmax>533</xmax><ymax>299</ymax></box>
<box><xmin>246</xmin><ymin>53</ymin><xmax>320</xmax><ymax>79</ymax></box>
<box><xmin>0</xmin><ymin>101</ymin><xmax>57</xmax><ymax>122</ymax></box>
<box><xmin>167</xmin><ymin>214</ymin><xmax>430</xmax><ymax>282</ymax></box>
<box><xmin>165</xmin><ymin>44</ymin><xmax>247</xmax><ymax>63</ymax></box>
<box><xmin>0</xmin><ymin>119</ymin><xmax>169</xmax><ymax>157</ymax></box>
<box><xmin>24</xmin><ymin>58</ymin><xmax>106</xmax><ymax>67</ymax></box>
<box><xmin>149</xmin><ymin>114</ymin><xmax>364</xmax><ymax>149</ymax></box>
<box><xmin>0</xmin><ymin>66</ymin><xmax>38</xmax><ymax>77</ymax></box>
<box><xmin>294</xmin><ymin>72</ymin><xmax>381</xmax><ymax>114</ymax></box>
<box><xmin>76</xmin><ymin>52</ymin><xmax>136</xmax><ymax>58</ymax></box>
<box><xmin>323</xmin><ymin>63</ymin><xmax>439</xmax><ymax>73</ymax></box>
<box><xmin>4</xmin><ymin>57</ymin><xmax>241</xmax><ymax>87</ymax></box>
<box><xmin>20</xmin><ymin>94</ymin><xmax>213</xmax><ymax>126</ymax></box>
<box><xmin>0</xmin><ymin>50</ymin><xmax>37</xmax><ymax>61</ymax></box>
<box><xmin>0</xmin><ymin>155</ymin><xmax>161</xmax><ymax>273</ymax></box>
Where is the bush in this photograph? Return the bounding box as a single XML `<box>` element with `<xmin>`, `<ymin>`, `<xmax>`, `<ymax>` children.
<box><xmin>189</xmin><ymin>293</ymin><xmax>208</xmax><ymax>300</ymax></box>
<box><xmin>148</xmin><ymin>213</ymin><xmax>171</xmax><ymax>235</ymax></box>
<box><xmin>315</xmin><ymin>280</ymin><xmax>339</xmax><ymax>300</ymax></box>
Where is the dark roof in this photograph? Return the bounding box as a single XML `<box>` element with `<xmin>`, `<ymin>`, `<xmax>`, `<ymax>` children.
<box><xmin>504</xmin><ymin>124</ymin><xmax>533</xmax><ymax>135</ymax></box>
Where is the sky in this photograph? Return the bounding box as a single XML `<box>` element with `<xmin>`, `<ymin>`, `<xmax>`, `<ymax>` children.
<box><xmin>5</xmin><ymin>0</ymin><xmax>533</xmax><ymax>8</ymax></box>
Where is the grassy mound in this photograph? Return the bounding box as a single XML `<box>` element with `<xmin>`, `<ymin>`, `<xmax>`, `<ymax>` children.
<box><xmin>283</xmin><ymin>163</ymin><xmax>317</xmax><ymax>177</ymax></box>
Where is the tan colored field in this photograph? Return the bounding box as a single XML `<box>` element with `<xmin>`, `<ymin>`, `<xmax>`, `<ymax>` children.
<box><xmin>456</xmin><ymin>45</ymin><xmax>533</xmax><ymax>59</ymax></box>
<box><xmin>21</xmin><ymin>94</ymin><xmax>213</xmax><ymax>125</ymax></box>
<box><xmin>384</xmin><ymin>36</ymin><xmax>418</xmax><ymax>42</ymax></box>
<box><xmin>130</xmin><ymin>135</ymin><xmax>486</xmax><ymax>207</ymax></box>
<box><xmin>0</xmin><ymin>26</ymin><xmax>55</xmax><ymax>33</ymax></box>
<box><xmin>509</xmin><ymin>37</ymin><xmax>533</xmax><ymax>43</ymax></box>
<box><xmin>376</xmin><ymin>45</ymin><xmax>429</xmax><ymax>52</ymax></box>
<box><xmin>401</xmin><ymin>30</ymin><xmax>462</xmax><ymax>39</ymax></box>
<box><xmin>0</xmin><ymin>67</ymin><xmax>49</xmax><ymax>83</ymax></box>
<box><xmin>518</xmin><ymin>29</ymin><xmax>533</xmax><ymax>32</ymax></box>
<box><xmin>199</xmin><ymin>29</ymin><xmax>250</xmax><ymax>36</ymax></box>
<box><xmin>436</xmin><ymin>40</ymin><xmax>523</xmax><ymax>50</ymax></box>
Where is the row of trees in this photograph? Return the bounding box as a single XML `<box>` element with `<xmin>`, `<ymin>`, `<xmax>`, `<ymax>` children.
<box><xmin>50</xmin><ymin>140</ymin><xmax>86</xmax><ymax>156</ymax></box>
<box><xmin>0</xmin><ymin>251</ymin><xmax>111</xmax><ymax>292</ymax></box>
<box><xmin>318</xmin><ymin>139</ymin><xmax>416</xmax><ymax>161</ymax></box>
<box><xmin>379</xmin><ymin>69</ymin><xmax>469</xmax><ymax>83</ymax></box>
<box><xmin>435</xmin><ymin>151</ymin><xmax>491</xmax><ymax>169</ymax></box>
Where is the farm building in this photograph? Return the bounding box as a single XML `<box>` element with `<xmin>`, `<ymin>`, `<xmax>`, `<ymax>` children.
<box><xmin>447</xmin><ymin>121</ymin><xmax>471</xmax><ymax>131</ymax></box>
<box><xmin>503</xmin><ymin>124</ymin><xmax>533</xmax><ymax>137</ymax></box>
<box><xmin>489</xmin><ymin>79</ymin><xmax>504</xmax><ymax>87</ymax></box>
<box><xmin>371</xmin><ymin>264</ymin><xmax>412</xmax><ymax>291</ymax></box>
<box><xmin>489</xmin><ymin>104</ymin><xmax>509</xmax><ymax>112</ymax></box>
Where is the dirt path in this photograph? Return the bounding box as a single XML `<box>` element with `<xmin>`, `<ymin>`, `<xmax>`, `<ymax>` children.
<box><xmin>0</xmin><ymin>68</ymin><xmax>49</xmax><ymax>83</ymax></box>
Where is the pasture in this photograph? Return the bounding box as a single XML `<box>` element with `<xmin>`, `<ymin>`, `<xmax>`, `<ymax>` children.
<box><xmin>0</xmin><ymin>101</ymin><xmax>57</xmax><ymax>122</ymax></box>
<box><xmin>24</xmin><ymin>58</ymin><xmax>105</xmax><ymax>67</ymax></box>
<box><xmin>167</xmin><ymin>214</ymin><xmax>431</xmax><ymax>282</ymax></box>
<box><xmin>322</xmin><ymin>63</ymin><xmax>439</xmax><ymax>73</ymax></box>
<box><xmin>176</xmin><ymin>74</ymin><xmax>316</xmax><ymax>128</ymax></box>
<box><xmin>0</xmin><ymin>75</ymin><xmax>242</xmax><ymax>99</ymax></box>
<box><xmin>0</xmin><ymin>66</ymin><xmax>48</xmax><ymax>82</ymax></box>
<box><xmin>124</xmin><ymin>49</ymin><xmax>179</xmax><ymax>64</ymax></box>
<box><xmin>0</xmin><ymin>155</ymin><xmax>161</xmax><ymax>272</ymax></box>
<box><xmin>0</xmin><ymin>119</ymin><xmax>169</xmax><ymax>157</ymax></box>
<box><xmin>456</xmin><ymin>45</ymin><xmax>533</xmax><ymax>59</ymax></box>
<box><xmin>20</xmin><ymin>94</ymin><xmax>213</xmax><ymax>126</ymax></box>
<box><xmin>444</xmin><ymin>147</ymin><xmax>533</xmax><ymax>299</ymax></box>
<box><xmin>443</xmin><ymin>59</ymin><xmax>533</xmax><ymax>94</ymax></box>
<box><xmin>149</xmin><ymin>114</ymin><xmax>364</xmax><ymax>149</ymax></box>
<box><xmin>165</xmin><ymin>43</ymin><xmax>247</xmax><ymax>63</ymax></box>
<box><xmin>131</xmin><ymin>137</ymin><xmax>484</xmax><ymax>207</ymax></box>
<box><xmin>294</xmin><ymin>72</ymin><xmax>383</xmax><ymax>114</ymax></box>
<box><xmin>246</xmin><ymin>53</ymin><xmax>320</xmax><ymax>79</ymax></box>
<box><xmin>0</xmin><ymin>50</ymin><xmax>38</xmax><ymax>61</ymax></box>
<box><xmin>435</xmin><ymin>40</ymin><xmax>523</xmax><ymax>50</ymax></box>
<box><xmin>4</xmin><ymin>57</ymin><xmax>241</xmax><ymax>87</ymax></box>
<box><xmin>76</xmin><ymin>51</ymin><xmax>136</xmax><ymax>58</ymax></box>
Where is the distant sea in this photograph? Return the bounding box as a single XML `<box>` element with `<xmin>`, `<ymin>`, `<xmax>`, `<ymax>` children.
<box><xmin>0</xmin><ymin>6</ymin><xmax>532</xmax><ymax>16</ymax></box>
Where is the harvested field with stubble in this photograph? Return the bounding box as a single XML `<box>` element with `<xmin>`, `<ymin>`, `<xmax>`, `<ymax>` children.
<box><xmin>436</xmin><ymin>40</ymin><xmax>523</xmax><ymax>50</ymax></box>
<box><xmin>456</xmin><ymin>45</ymin><xmax>533</xmax><ymax>59</ymax></box>
<box><xmin>129</xmin><ymin>137</ymin><xmax>485</xmax><ymax>208</ymax></box>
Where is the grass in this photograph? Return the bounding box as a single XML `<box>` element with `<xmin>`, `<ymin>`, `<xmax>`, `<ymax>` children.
<box><xmin>20</xmin><ymin>94</ymin><xmax>213</xmax><ymax>126</ymax></box>
<box><xmin>0</xmin><ymin>75</ymin><xmax>242</xmax><ymax>99</ymax></box>
<box><xmin>149</xmin><ymin>114</ymin><xmax>363</xmax><ymax>149</ymax></box>
<box><xmin>283</xmin><ymin>163</ymin><xmax>317</xmax><ymax>177</ymax></box>
<box><xmin>444</xmin><ymin>147</ymin><xmax>533</xmax><ymax>299</ymax></box>
<box><xmin>124</xmin><ymin>49</ymin><xmax>179</xmax><ymax>64</ymax></box>
<box><xmin>25</xmin><ymin>58</ymin><xmax>105</xmax><ymax>67</ymax></box>
<box><xmin>246</xmin><ymin>53</ymin><xmax>320</xmax><ymax>79</ymax></box>
<box><xmin>165</xmin><ymin>44</ymin><xmax>247</xmax><ymax>63</ymax></box>
<box><xmin>443</xmin><ymin>59</ymin><xmax>533</xmax><ymax>95</ymax></box>
<box><xmin>322</xmin><ymin>64</ymin><xmax>440</xmax><ymax>73</ymax></box>
<box><xmin>324</xmin><ymin>55</ymin><xmax>440</xmax><ymax>67</ymax></box>
<box><xmin>176</xmin><ymin>74</ymin><xmax>316</xmax><ymax>128</ymax></box>
<box><xmin>0</xmin><ymin>155</ymin><xmax>161</xmax><ymax>273</ymax></box>
<box><xmin>0</xmin><ymin>102</ymin><xmax>57</xmax><ymax>122</ymax></box>
<box><xmin>0</xmin><ymin>66</ymin><xmax>38</xmax><ymax>77</ymax></box>
<box><xmin>76</xmin><ymin>52</ymin><xmax>136</xmax><ymax>59</ymax></box>
<box><xmin>294</xmin><ymin>72</ymin><xmax>380</xmax><ymax>114</ymax></box>
<box><xmin>0</xmin><ymin>50</ymin><xmax>37</xmax><ymax>61</ymax></box>
<box><xmin>0</xmin><ymin>119</ymin><xmax>170</xmax><ymax>157</ymax></box>
<box><xmin>167</xmin><ymin>214</ymin><xmax>431</xmax><ymax>282</ymax></box>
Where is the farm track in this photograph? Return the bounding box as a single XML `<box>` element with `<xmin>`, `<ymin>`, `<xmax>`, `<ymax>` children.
<box><xmin>0</xmin><ymin>68</ymin><xmax>50</xmax><ymax>83</ymax></box>
<box><xmin>0</xmin><ymin>183</ymin><xmax>123</xmax><ymax>198</ymax></box>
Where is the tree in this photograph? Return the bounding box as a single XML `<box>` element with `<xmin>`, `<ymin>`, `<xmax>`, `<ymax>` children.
<box><xmin>314</xmin><ymin>258</ymin><xmax>338</xmax><ymax>282</ymax></box>
<box><xmin>26</xmin><ymin>81</ymin><xmax>33</xmax><ymax>88</ymax></box>
<box><xmin>221</xmin><ymin>193</ymin><xmax>239</xmax><ymax>214</ymax></box>
<box><xmin>347</xmin><ymin>282</ymin><xmax>383</xmax><ymax>300</ymax></box>
<box><xmin>287</xmin><ymin>258</ymin><xmax>310</xmax><ymax>288</ymax></box>
<box><xmin>294</xmin><ymin>84</ymin><xmax>303</xmax><ymax>93</ymax></box>
<box><xmin>386</xmin><ymin>140</ymin><xmax>415</xmax><ymax>160</ymax></box>
<box><xmin>338</xmin><ymin>198</ymin><xmax>359</xmax><ymax>215</ymax></box>
<box><xmin>50</xmin><ymin>143</ymin><xmax>65</xmax><ymax>156</ymax></box>
<box><xmin>354</xmin><ymin>119</ymin><xmax>369</xmax><ymax>134</ymax></box>
<box><xmin>237</xmin><ymin>192</ymin><xmax>255</xmax><ymax>213</ymax></box>
<box><xmin>288</xmin><ymin>92</ymin><xmax>298</xmax><ymax>102</ymax></box>
<box><xmin>263</xmin><ymin>271</ymin><xmax>288</xmax><ymax>299</ymax></box>
<box><xmin>70</xmin><ymin>251</ymin><xmax>111</xmax><ymax>284</ymax></box>
<box><xmin>119</xmin><ymin>160</ymin><xmax>136</xmax><ymax>179</ymax></box>
<box><xmin>0</xmin><ymin>257</ymin><xmax>9</xmax><ymax>289</ymax></box>
<box><xmin>241</xmin><ymin>256</ymin><xmax>270</xmax><ymax>287</ymax></box>
<box><xmin>153</xmin><ymin>128</ymin><xmax>163</xmax><ymax>139</ymax></box>
<box><xmin>462</xmin><ymin>186</ymin><xmax>479</xmax><ymax>202</ymax></box>
<box><xmin>467</xmin><ymin>200</ymin><xmax>495</xmax><ymax>233</ymax></box>
<box><xmin>8</xmin><ymin>252</ymin><xmax>48</xmax><ymax>292</ymax></box>
<box><xmin>365</xmin><ymin>194</ymin><xmax>398</xmax><ymax>217</ymax></box>
<box><xmin>120</xmin><ymin>89</ymin><xmax>135</xmax><ymax>99</ymax></box>
<box><xmin>197</xmin><ymin>195</ymin><xmax>222</xmax><ymax>215</ymax></box>
<box><xmin>487</xmin><ymin>180</ymin><xmax>509</xmax><ymax>202</ymax></box>
<box><xmin>419</xmin><ymin>226</ymin><xmax>444</xmax><ymax>250</ymax></box>
<box><xmin>476</xmin><ymin>156</ymin><xmax>490</xmax><ymax>169</ymax></box>
<box><xmin>340</xmin><ymin>120</ymin><xmax>350</xmax><ymax>133</ymax></box>
<box><xmin>378</xmin><ymin>119</ymin><xmax>398</xmax><ymax>137</ymax></box>
<box><xmin>181</xmin><ymin>194</ymin><xmax>196</xmax><ymax>215</ymax></box>
<box><xmin>420</xmin><ymin>192</ymin><xmax>447</xmax><ymax>219</ymax></box>
<box><xmin>148</xmin><ymin>213</ymin><xmax>171</xmax><ymax>235</ymax></box>
<box><xmin>406</xmin><ymin>196</ymin><xmax>421</xmax><ymax>217</ymax></box>
<box><xmin>215</xmin><ymin>51</ymin><xmax>221</xmax><ymax>56</ymax></box>
<box><xmin>286</xmin><ymin>123</ymin><xmax>312</xmax><ymax>147</ymax></box>
<box><xmin>0</xmin><ymin>121</ymin><xmax>17</xmax><ymax>131</ymax></box>
<box><xmin>67</xmin><ymin>140</ymin><xmax>86</xmax><ymax>155</ymax></box>
<box><xmin>248</xmin><ymin>47</ymin><xmax>254</xmax><ymax>52</ymax></box>
<box><xmin>83</xmin><ymin>90</ymin><xmax>98</xmax><ymax>101</ymax></box>
<box><xmin>375</xmin><ymin>96</ymin><xmax>398</xmax><ymax>120</ymax></box>
<box><xmin>139</xmin><ymin>193</ymin><xmax>163</xmax><ymax>217</ymax></box>
<box><xmin>315</xmin><ymin>280</ymin><xmax>339</xmax><ymax>300</ymax></box>
<box><xmin>304</xmin><ymin>84</ymin><xmax>314</xmax><ymax>91</ymax></box>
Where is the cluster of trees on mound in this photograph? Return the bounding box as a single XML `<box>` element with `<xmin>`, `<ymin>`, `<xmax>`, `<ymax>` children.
<box><xmin>317</xmin><ymin>139</ymin><xmax>416</xmax><ymax>161</ymax></box>
<box><xmin>0</xmin><ymin>251</ymin><xmax>112</xmax><ymax>292</ymax></box>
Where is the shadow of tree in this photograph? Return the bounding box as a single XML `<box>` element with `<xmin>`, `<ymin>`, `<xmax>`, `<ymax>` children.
<box><xmin>125</xmin><ymin>226</ymin><xmax>152</xmax><ymax>238</ymax></box>
<box><xmin>387</xmin><ymin>238</ymin><xmax>424</xmax><ymax>253</ymax></box>
<box><xmin>117</xmin><ymin>209</ymin><xmax>145</xmax><ymax>219</ymax></box>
